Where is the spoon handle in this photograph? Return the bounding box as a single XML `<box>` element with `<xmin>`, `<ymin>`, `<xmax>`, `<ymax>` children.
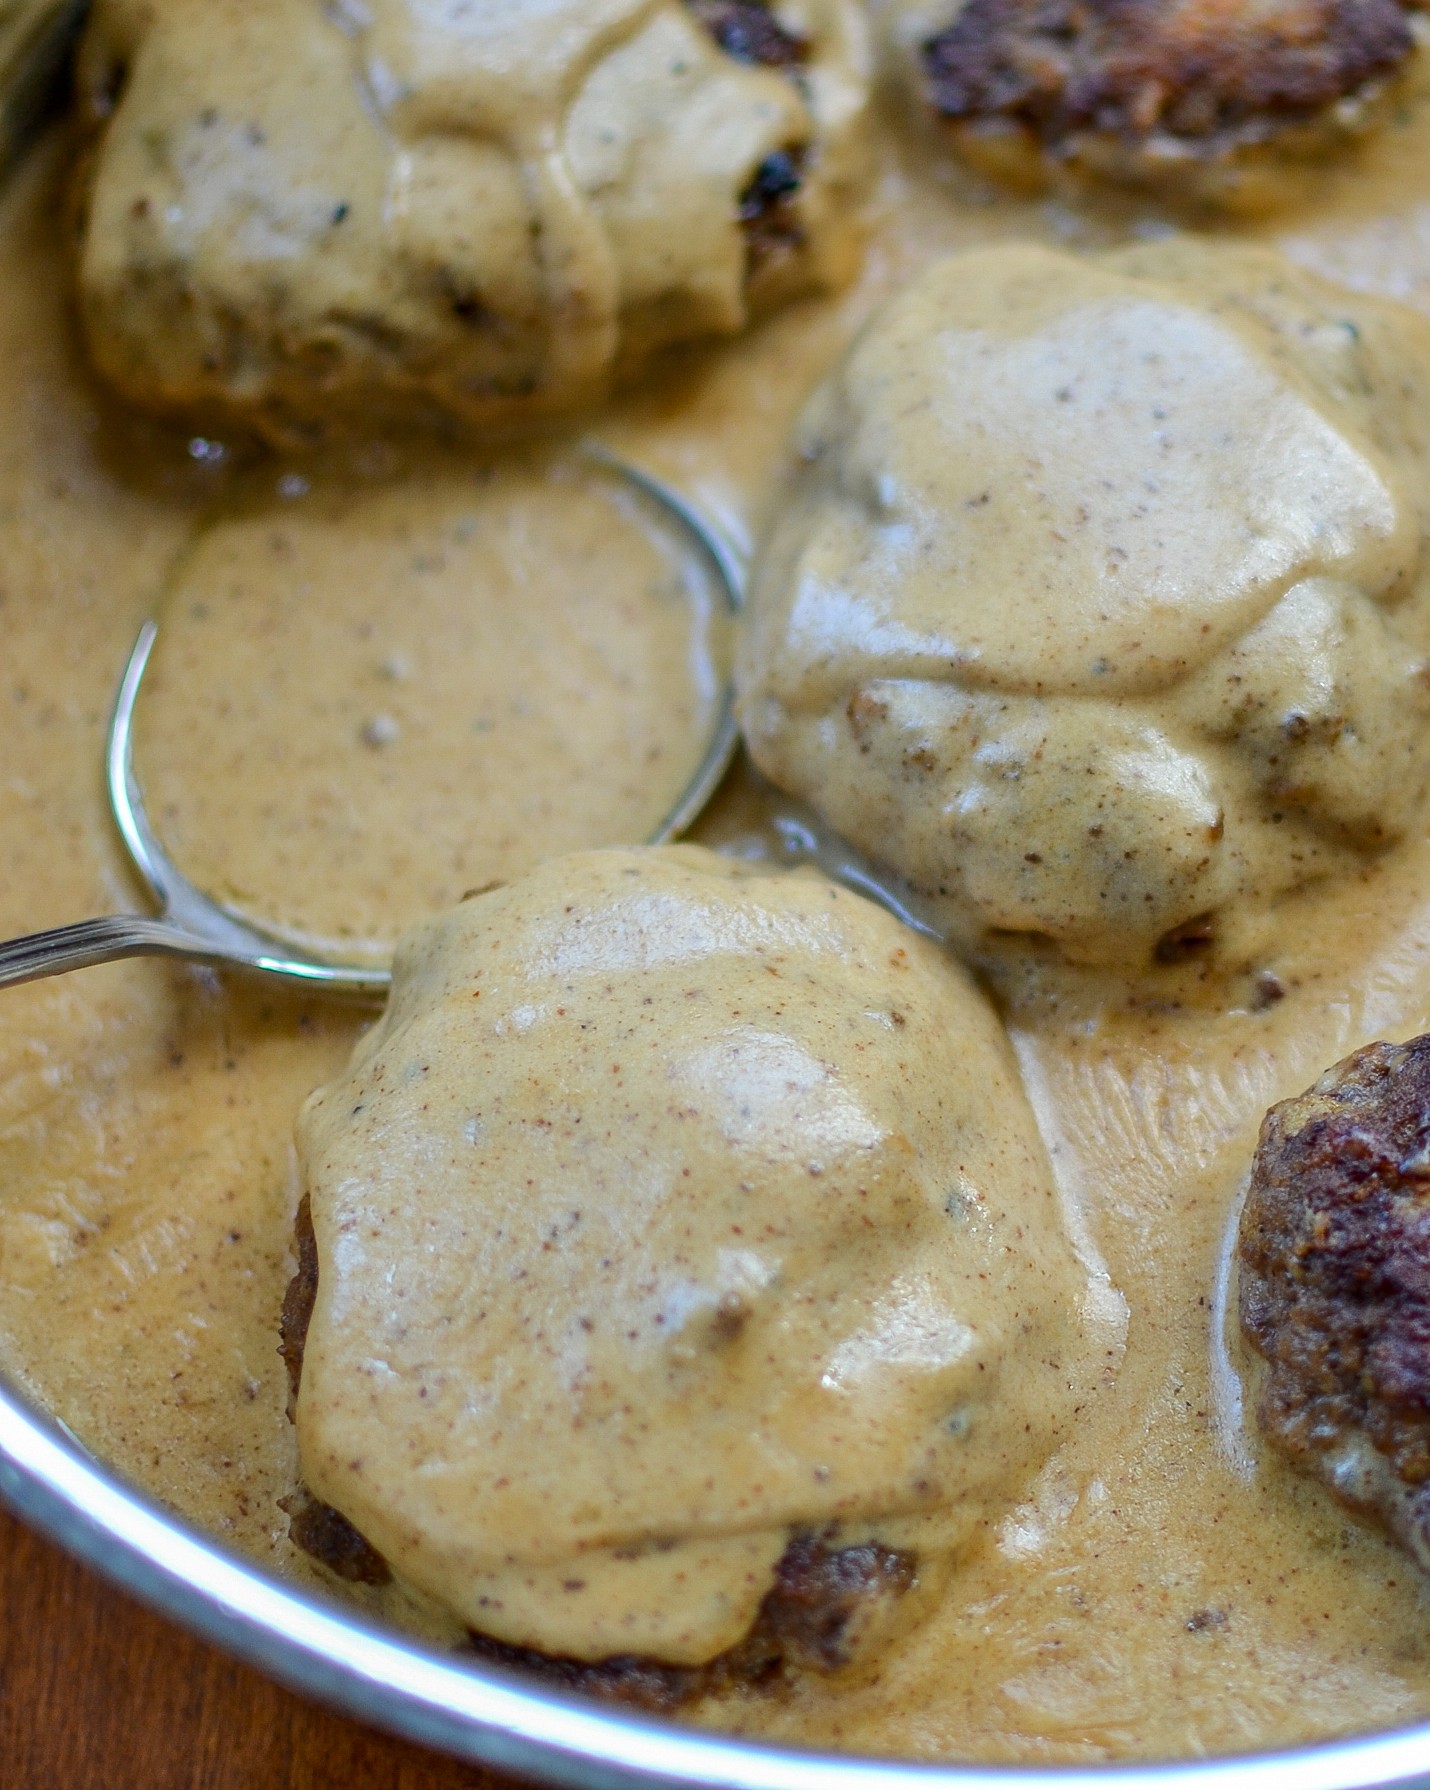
<box><xmin>0</xmin><ymin>915</ymin><xmax>218</xmax><ymax>989</ymax></box>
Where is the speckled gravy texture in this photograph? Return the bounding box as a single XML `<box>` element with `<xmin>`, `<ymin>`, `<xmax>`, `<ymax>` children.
<box><xmin>736</xmin><ymin>237</ymin><xmax>1430</xmax><ymax>971</ymax></box>
<box><xmin>134</xmin><ymin>453</ymin><xmax>730</xmax><ymax>953</ymax></box>
<box><xmin>296</xmin><ymin>846</ymin><xmax>1096</xmax><ymax>1663</ymax></box>
<box><xmin>9</xmin><ymin>62</ymin><xmax>1430</xmax><ymax>1759</ymax></box>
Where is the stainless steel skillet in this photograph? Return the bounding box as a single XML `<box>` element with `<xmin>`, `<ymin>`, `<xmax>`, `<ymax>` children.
<box><xmin>8</xmin><ymin>1371</ymin><xmax>1430</xmax><ymax>1790</ymax></box>
<box><xmin>4</xmin><ymin>7</ymin><xmax>1430</xmax><ymax>1788</ymax></box>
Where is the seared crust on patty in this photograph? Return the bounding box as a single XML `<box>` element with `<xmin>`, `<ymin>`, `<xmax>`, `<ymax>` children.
<box><xmin>279</xmin><ymin>1196</ymin><xmax>915</xmax><ymax>1683</ymax></box>
<box><xmin>278</xmin><ymin>1193</ymin><xmax>316</xmax><ymax>1426</ymax></box>
<box><xmin>279</xmin><ymin>1196</ymin><xmax>392</xmax><ymax>1583</ymax></box>
<box><xmin>688</xmin><ymin>0</ymin><xmax>811</xmax><ymax>66</ymax></box>
<box><xmin>682</xmin><ymin>0</ymin><xmax>813</xmax><ymax>282</ymax></box>
<box><xmin>465</xmin><ymin>1533</ymin><xmax>917</xmax><ymax>1711</ymax></box>
<box><xmin>740</xmin><ymin>147</ymin><xmax>809</xmax><ymax>275</ymax></box>
<box><xmin>1239</xmin><ymin>1034</ymin><xmax>1430</xmax><ymax>1567</ymax></box>
<box><xmin>922</xmin><ymin>0</ymin><xmax>1418</xmax><ymax>157</ymax></box>
<box><xmin>280</xmin><ymin>1487</ymin><xmax>393</xmax><ymax>1586</ymax></box>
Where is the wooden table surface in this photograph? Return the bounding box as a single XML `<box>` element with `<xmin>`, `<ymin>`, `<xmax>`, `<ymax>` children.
<box><xmin>0</xmin><ymin>1503</ymin><xmax>530</xmax><ymax>1789</ymax></box>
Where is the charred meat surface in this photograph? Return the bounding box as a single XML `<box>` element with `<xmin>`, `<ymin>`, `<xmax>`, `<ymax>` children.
<box><xmin>687</xmin><ymin>0</ymin><xmax>810</xmax><ymax>65</ymax></box>
<box><xmin>466</xmin><ymin>1533</ymin><xmax>917</xmax><ymax>1711</ymax></box>
<box><xmin>756</xmin><ymin>1530</ymin><xmax>916</xmax><ymax>1670</ymax></box>
<box><xmin>280</xmin><ymin>1195</ymin><xmax>388</xmax><ymax>1582</ymax></box>
<box><xmin>1240</xmin><ymin>1033</ymin><xmax>1430</xmax><ymax>1567</ymax></box>
<box><xmin>740</xmin><ymin>147</ymin><xmax>807</xmax><ymax>271</ymax></box>
<box><xmin>279</xmin><ymin>1192</ymin><xmax>316</xmax><ymax>1425</ymax></box>
<box><xmin>922</xmin><ymin>0</ymin><xmax>1418</xmax><ymax>155</ymax></box>
<box><xmin>281</xmin><ymin>1487</ymin><xmax>393</xmax><ymax>1586</ymax></box>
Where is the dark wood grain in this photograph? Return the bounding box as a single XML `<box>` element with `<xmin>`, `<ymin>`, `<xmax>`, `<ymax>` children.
<box><xmin>0</xmin><ymin>1504</ymin><xmax>532</xmax><ymax>1789</ymax></box>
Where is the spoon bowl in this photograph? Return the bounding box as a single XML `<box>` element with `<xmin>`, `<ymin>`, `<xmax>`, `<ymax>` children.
<box><xmin>0</xmin><ymin>449</ymin><xmax>744</xmax><ymax>998</ymax></box>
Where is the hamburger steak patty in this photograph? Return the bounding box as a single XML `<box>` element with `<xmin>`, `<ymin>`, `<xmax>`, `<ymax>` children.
<box><xmin>922</xmin><ymin>0</ymin><xmax>1419</xmax><ymax>156</ymax></box>
<box><xmin>1239</xmin><ymin>1033</ymin><xmax>1430</xmax><ymax>1568</ymax></box>
<box><xmin>279</xmin><ymin>1198</ymin><xmax>915</xmax><ymax>1696</ymax></box>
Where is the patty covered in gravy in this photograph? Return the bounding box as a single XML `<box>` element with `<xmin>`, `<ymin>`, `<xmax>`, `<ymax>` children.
<box><xmin>290</xmin><ymin>846</ymin><xmax>1093</xmax><ymax>1669</ymax></box>
<box><xmin>72</xmin><ymin>0</ymin><xmax>870</xmax><ymax>443</ymax></box>
<box><xmin>280</xmin><ymin>1194</ymin><xmax>915</xmax><ymax>1705</ymax></box>
<box><xmin>1240</xmin><ymin>1034</ymin><xmax>1430</xmax><ymax>1571</ymax></box>
<box><xmin>737</xmin><ymin>237</ymin><xmax>1430</xmax><ymax>976</ymax></box>
<box><xmin>893</xmin><ymin>0</ymin><xmax>1424</xmax><ymax>203</ymax></box>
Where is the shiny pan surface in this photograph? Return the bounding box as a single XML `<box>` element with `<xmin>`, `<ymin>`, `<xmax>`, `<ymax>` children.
<box><xmin>4</xmin><ymin>1367</ymin><xmax>1430</xmax><ymax>1790</ymax></box>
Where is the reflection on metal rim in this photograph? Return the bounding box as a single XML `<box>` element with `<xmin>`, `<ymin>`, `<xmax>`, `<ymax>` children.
<box><xmin>0</xmin><ymin>0</ymin><xmax>87</xmax><ymax>173</ymax></box>
<box><xmin>1</xmin><ymin>1366</ymin><xmax>1430</xmax><ymax>1789</ymax></box>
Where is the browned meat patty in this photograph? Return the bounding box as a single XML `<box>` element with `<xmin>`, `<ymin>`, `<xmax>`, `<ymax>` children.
<box><xmin>279</xmin><ymin>1198</ymin><xmax>915</xmax><ymax>1691</ymax></box>
<box><xmin>279</xmin><ymin>1487</ymin><xmax>392</xmax><ymax>1586</ymax></box>
<box><xmin>922</xmin><ymin>0</ymin><xmax>1419</xmax><ymax>158</ymax></box>
<box><xmin>1239</xmin><ymin>1034</ymin><xmax>1430</xmax><ymax>1568</ymax></box>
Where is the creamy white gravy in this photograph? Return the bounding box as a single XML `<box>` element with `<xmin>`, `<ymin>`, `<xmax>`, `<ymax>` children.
<box><xmin>8</xmin><ymin>69</ymin><xmax>1430</xmax><ymax>1761</ymax></box>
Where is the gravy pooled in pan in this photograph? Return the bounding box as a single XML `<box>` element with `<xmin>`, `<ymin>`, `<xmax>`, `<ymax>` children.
<box><xmin>131</xmin><ymin>452</ymin><xmax>732</xmax><ymax>951</ymax></box>
<box><xmin>15</xmin><ymin>0</ymin><xmax>1430</xmax><ymax>1762</ymax></box>
<box><xmin>289</xmin><ymin>847</ymin><xmax>1093</xmax><ymax>1672</ymax></box>
<box><xmin>72</xmin><ymin>0</ymin><xmax>870</xmax><ymax>443</ymax></box>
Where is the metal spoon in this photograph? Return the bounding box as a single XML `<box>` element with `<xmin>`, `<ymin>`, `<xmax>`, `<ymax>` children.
<box><xmin>0</xmin><ymin>451</ymin><xmax>745</xmax><ymax>1000</ymax></box>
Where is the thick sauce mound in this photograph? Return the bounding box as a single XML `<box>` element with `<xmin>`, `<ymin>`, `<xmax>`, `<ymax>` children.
<box><xmin>296</xmin><ymin>846</ymin><xmax>1093</xmax><ymax>1663</ymax></box>
<box><xmin>738</xmin><ymin>236</ymin><xmax>1430</xmax><ymax>970</ymax></box>
<box><xmin>74</xmin><ymin>0</ymin><xmax>869</xmax><ymax>440</ymax></box>
<box><xmin>9</xmin><ymin>48</ymin><xmax>1430</xmax><ymax>1763</ymax></box>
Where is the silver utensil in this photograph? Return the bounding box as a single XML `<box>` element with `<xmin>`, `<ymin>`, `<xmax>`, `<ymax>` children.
<box><xmin>0</xmin><ymin>0</ymin><xmax>85</xmax><ymax>172</ymax></box>
<box><xmin>0</xmin><ymin>451</ymin><xmax>745</xmax><ymax>999</ymax></box>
